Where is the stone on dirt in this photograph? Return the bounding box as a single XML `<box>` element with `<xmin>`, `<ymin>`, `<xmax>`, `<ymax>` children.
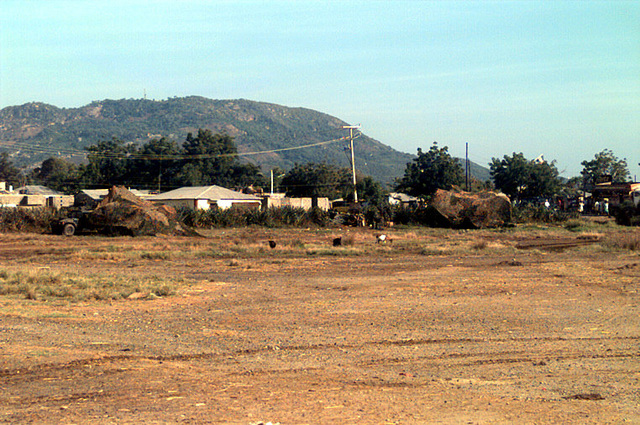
<box><xmin>562</xmin><ymin>393</ymin><xmax>605</xmax><ymax>400</ymax></box>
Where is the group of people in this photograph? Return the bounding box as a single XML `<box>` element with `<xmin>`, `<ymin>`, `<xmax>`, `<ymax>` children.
<box><xmin>541</xmin><ymin>197</ymin><xmax>610</xmax><ymax>216</ymax></box>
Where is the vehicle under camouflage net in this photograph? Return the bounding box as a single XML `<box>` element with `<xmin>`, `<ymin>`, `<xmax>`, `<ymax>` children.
<box><xmin>430</xmin><ymin>188</ymin><xmax>512</xmax><ymax>229</ymax></box>
<box><xmin>62</xmin><ymin>186</ymin><xmax>199</xmax><ymax>236</ymax></box>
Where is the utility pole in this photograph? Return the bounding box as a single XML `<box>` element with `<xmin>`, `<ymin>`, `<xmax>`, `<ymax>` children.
<box><xmin>342</xmin><ymin>125</ymin><xmax>361</xmax><ymax>203</ymax></box>
<box><xmin>465</xmin><ymin>142</ymin><xmax>469</xmax><ymax>192</ymax></box>
<box><xmin>157</xmin><ymin>159</ymin><xmax>162</xmax><ymax>192</ymax></box>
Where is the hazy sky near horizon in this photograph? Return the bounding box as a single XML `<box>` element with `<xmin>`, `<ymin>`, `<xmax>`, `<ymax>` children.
<box><xmin>1</xmin><ymin>0</ymin><xmax>638</xmax><ymax>178</ymax></box>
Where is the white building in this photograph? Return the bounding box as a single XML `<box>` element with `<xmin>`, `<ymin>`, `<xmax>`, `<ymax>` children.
<box><xmin>149</xmin><ymin>185</ymin><xmax>261</xmax><ymax>210</ymax></box>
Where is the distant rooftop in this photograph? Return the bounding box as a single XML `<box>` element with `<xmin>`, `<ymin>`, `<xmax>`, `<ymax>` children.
<box><xmin>15</xmin><ymin>185</ymin><xmax>62</xmax><ymax>196</ymax></box>
<box><xmin>151</xmin><ymin>185</ymin><xmax>260</xmax><ymax>201</ymax></box>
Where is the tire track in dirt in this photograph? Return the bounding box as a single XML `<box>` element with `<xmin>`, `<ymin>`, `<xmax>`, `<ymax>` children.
<box><xmin>2</xmin><ymin>390</ymin><xmax>113</xmax><ymax>408</ymax></box>
<box><xmin>2</xmin><ymin>335</ymin><xmax>637</xmax><ymax>378</ymax></box>
<box><xmin>358</xmin><ymin>350</ymin><xmax>638</xmax><ymax>367</ymax></box>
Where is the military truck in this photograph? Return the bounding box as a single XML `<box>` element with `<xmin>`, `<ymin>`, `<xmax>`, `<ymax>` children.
<box><xmin>52</xmin><ymin>209</ymin><xmax>92</xmax><ymax>236</ymax></box>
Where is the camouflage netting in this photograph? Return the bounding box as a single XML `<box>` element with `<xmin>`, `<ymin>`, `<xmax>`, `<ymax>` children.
<box><xmin>85</xmin><ymin>186</ymin><xmax>198</xmax><ymax>236</ymax></box>
<box><xmin>430</xmin><ymin>189</ymin><xmax>512</xmax><ymax>229</ymax></box>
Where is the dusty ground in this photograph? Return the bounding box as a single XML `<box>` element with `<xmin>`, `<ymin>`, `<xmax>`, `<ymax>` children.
<box><xmin>0</xmin><ymin>225</ymin><xmax>638</xmax><ymax>424</ymax></box>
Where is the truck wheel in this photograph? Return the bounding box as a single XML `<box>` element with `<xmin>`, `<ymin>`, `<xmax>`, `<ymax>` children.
<box><xmin>62</xmin><ymin>223</ymin><xmax>76</xmax><ymax>236</ymax></box>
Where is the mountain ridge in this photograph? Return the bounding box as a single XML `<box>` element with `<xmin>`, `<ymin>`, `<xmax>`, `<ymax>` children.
<box><xmin>0</xmin><ymin>96</ymin><xmax>490</xmax><ymax>184</ymax></box>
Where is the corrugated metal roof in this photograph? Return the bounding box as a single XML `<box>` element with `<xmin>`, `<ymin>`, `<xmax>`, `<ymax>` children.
<box><xmin>151</xmin><ymin>185</ymin><xmax>260</xmax><ymax>201</ymax></box>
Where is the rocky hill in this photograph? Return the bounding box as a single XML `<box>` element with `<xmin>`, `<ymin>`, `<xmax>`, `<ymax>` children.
<box><xmin>0</xmin><ymin>96</ymin><xmax>489</xmax><ymax>184</ymax></box>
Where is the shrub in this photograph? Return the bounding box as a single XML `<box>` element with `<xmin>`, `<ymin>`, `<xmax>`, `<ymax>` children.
<box><xmin>0</xmin><ymin>207</ymin><xmax>60</xmax><ymax>233</ymax></box>
<box><xmin>513</xmin><ymin>204</ymin><xmax>578</xmax><ymax>224</ymax></box>
<box><xmin>178</xmin><ymin>206</ymin><xmax>329</xmax><ymax>228</ymax></box>
<box><xmin>564</xmin><ymin>219</ymin><xmax>584</xmax><ymax>231</ymax></box>
<box><xmin>603</xmin><ymin>233</ymin><xmax>640</xmax><ymax>251</ymax></box>
<box><xmin>306</xmin><ymin>206</ymin><xmax>329</xmax><ymax>227</ymax></box>
<box><xmin>390</xmin><ymin>205</ymin><xmax>451</xmax><ymax>227</ymax></box>
<box><xmin>612</xmin><ymin>201</ymin><xmax>640</xmax><ymax>227</ymax></box>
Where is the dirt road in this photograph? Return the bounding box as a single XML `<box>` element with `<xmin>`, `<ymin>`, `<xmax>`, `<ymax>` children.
<box><xmin>0</xmin><ymin>228</ymin><xmax>638</xmax><ymax>424</ymax></box>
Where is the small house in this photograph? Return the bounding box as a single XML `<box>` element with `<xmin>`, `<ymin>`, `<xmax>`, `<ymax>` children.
<box><xmin>261</xmin><ymin>193</ymin><xmax>330</xmax><ymax>211</ymax></box>
<box><xmin>388</xmin><ymin>192</ymin><xmax>419</xmax><ymax>207</ymax></box>
<box><xmin>592</xmin><ymin>182</ymin><xmax>640</xmax><ymax>207</ymax></box>
<box><xmin>149</xmin><ymin>185</ymin><xmax>261</xmax><ymax>210</ymax></box>
<box><xmin>11</xmin><ymin>185</ymin><xmax>74</xmax><ymax>208</ymax></box>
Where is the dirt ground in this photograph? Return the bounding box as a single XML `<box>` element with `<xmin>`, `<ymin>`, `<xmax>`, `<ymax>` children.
<box><xmin>0</xmin><ymin>226</ymin><xmax>638</xmax><ymax>424</ymax></box>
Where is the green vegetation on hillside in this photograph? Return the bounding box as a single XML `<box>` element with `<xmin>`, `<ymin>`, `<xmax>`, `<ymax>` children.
<box><xmin>0</xmin><ymin>97</ymin><xmax>415</xmax><ymax>184</ymax></box>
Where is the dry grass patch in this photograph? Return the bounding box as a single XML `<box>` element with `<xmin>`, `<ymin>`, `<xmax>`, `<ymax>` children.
<box><xmin>470</xmin><ymin>239</ymin><xmax>488</xmax><ymax>250</ymax></box>
<box><xmin>419</xmin><ymin>246</ymin><xmax>453</xmax><ymax>256</ymax></box>
<box><xmin>140</xmin><ymin>251</ymin><xmax>172</xmax><ymax>260</ymax></box>
<box><xmin>0</xmin><ymin>268</ymin><xmax>187</xmax><ymax>302</ymax></box>
<box><xmin>602</xmin><ymin>232</ymin><xmax>640</xmax><ymax>251</ymax></box>
<box><xmin>305</xmin><ymin>247</ymin><xmax>364</xmax><ymax>256</ymax></box>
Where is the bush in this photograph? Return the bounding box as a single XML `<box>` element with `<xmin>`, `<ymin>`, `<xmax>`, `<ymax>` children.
<box><xmin>177</xmin><ymin>206</ymin><xmax>329</xmax><ymax>228</ymax></box>
<box><xmin>390</xmin><ymin>205</ymin><xmax>451</xmax><ymax>227</ymax></box>
<box><xmin>512</xmin><ymin>204</ymin><xmax>578</xmax><ymax>224</ymax></box>
<box><xmin>564</xmin><ymin>219</ymin><xmax>583</xmax><ymax>231</ymax></box>
<box><xmin>602</xmin><ymin>233</ymin><xmax>640</xmax><ymax>251</ymax></box>
<box><xmin>0</xmin><ymin>207</ymin><xmax>60</xmax><ymax>233</ymax></box>
<box><xmin>611</xmin><ymin>201</ymin><xmax>640</xmax><ymax>226</ymax></box>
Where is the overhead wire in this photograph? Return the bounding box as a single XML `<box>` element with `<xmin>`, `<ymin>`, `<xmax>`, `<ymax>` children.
<box><xmin>0</xmin><ymin>133</ymin><xmax>361</xmax><ymax>161</ymax></box>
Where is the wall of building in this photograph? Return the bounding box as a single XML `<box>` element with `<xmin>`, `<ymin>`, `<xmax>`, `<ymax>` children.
<box><xmin>262</xmin><ymin>196</ymin><xmax>329</xmax><ymax>211</ymax></box>
<box><xmin>217</xmin><ymin>199</ymin><xmax>261</xmax><ymax>210</ymax></box>
<box><xmin>0</xmin><ymin>195</ymin><xmax>23</xmax><ymax>207</ymax></box>
<box><xmin>0</xmin><ymin>194</ymin><xmax>73</xmax><ymax>208</ymax></box>
<box><xmin>196</xmin><ymin>199</ymin><xmax>211</xmax><ymax>210</ymax></box>
<box><xmin>152</xmin><ymin>199</ymin><xmax>197</xmax><ymax>210</ymax></box>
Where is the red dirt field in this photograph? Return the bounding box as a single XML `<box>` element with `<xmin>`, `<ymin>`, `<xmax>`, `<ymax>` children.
<box><xmin>0</xmin><ymin>226</ymin><xmax>638</xmax><ymax>424</ymax></box>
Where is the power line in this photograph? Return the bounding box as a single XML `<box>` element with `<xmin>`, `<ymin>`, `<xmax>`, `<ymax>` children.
<box><xmin>0</xmin><ymin>134</ymin><xmax>359</xmax><ymax>161</ymax></box>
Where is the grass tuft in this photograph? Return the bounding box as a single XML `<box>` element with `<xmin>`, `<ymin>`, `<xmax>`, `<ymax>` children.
<box><xmin>471</xmin><ymin>240</ymin><xmax>488</xmax><ymax>250</ymax></box>
<box><xmin>140</xmin><ymin>251</ymin><xmax>172</xmax><ymax>260</ymax></box>
<box><xmin>419</xmin><ymin>247</ymin><xmax>452</xmax><ymax>256</ymax></box>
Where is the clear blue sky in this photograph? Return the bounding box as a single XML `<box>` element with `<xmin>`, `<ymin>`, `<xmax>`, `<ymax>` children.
<box><xmin>1</xmin><ymin>0</ymin><xmax>638</xmax><ymax>179</ymax></box>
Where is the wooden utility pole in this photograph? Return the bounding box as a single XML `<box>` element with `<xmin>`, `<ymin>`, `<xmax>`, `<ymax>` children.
<box><xmin>342</xmin><ymin>125</ymin><xmax>361</xmax><ymax>203</ymax></box>
<box><xmin>465</xmin><ymin>142</ymin><xmax>469</xmax><ymax>191</ymax></box>
<box><xmin>270</xmin><ymin>169</ymin><xmax>274</xmax><ymax>196</ymax></box>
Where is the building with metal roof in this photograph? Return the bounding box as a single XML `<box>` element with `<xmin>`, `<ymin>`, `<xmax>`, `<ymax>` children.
<box><xmin>149</xmin><ymin>185</ymin><xmax>261</xmax><ymax>210</ymax></box>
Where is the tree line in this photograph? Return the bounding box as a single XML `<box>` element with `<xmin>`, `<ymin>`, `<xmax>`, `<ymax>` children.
<box><xmin>0</xmin><ymin>130</ymin><xmax>633</xmax><ymax>207</ymax></box>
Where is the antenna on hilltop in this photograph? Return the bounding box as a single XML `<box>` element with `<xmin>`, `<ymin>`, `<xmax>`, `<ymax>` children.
<box><xmin>143</xmin><ymin>89</ymin><xmax>147</xmax><ymax>100</ymax></box>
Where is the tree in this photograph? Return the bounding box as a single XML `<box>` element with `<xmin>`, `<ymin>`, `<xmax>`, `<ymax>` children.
<box><xmin>81</xmin><ymin>138</ymin><xmax>137</xmax><ymax>187</ymax></box>
<box><xmin>0</xmin><ymin>152</ymin><xmax>23</xmax><ymax>187</ymax></box>
<box><xmin>490</xmin><ymin>152</ymin><xmax>561</xmax><ymax>201</ymax></box>
<box><xmin>31</xmin><ymin>157</ymin><xmax>79</xmax><ymax>193</ymax></box>
<box><xmin>79</xmin><ymin>130</ymin><xmax>265</xmax><ymax>190</ymax></box>
<box><xmin>357</xmin><ymin>176</ymin><xmax>391</xmax><ymax>227</ymax></box>
<box><xmin>580</xmin><ymin>149</ymin><xmax>630</xmax><ymax>191</ymax></box>
<box><xmin>395</xmin><ymin>143</ymin><xmax>464</xmax><ymax>198</ymax></box>
<box><xmin>357</xmin><ymin>176</ymin><xmax>388</xmax><ymax>207</ymax></box>
<box><xmin>280</xmin><ymin>162</ymin><xmax>352</xmax><ymax>199</ymax></box>
<box><xmin>134</xmin><ymin>137</ymin><xmax>182</xmax><ymax>191</ymax></box>
<box><xmin>178</xmin><ymin>130</ymin><xmax>238</xmax><ymax>186</ymax></box>
<box><xmin>176</xmin><ymin>129</ymin><xmax>264</xmax><ymax>188</ymax></box>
